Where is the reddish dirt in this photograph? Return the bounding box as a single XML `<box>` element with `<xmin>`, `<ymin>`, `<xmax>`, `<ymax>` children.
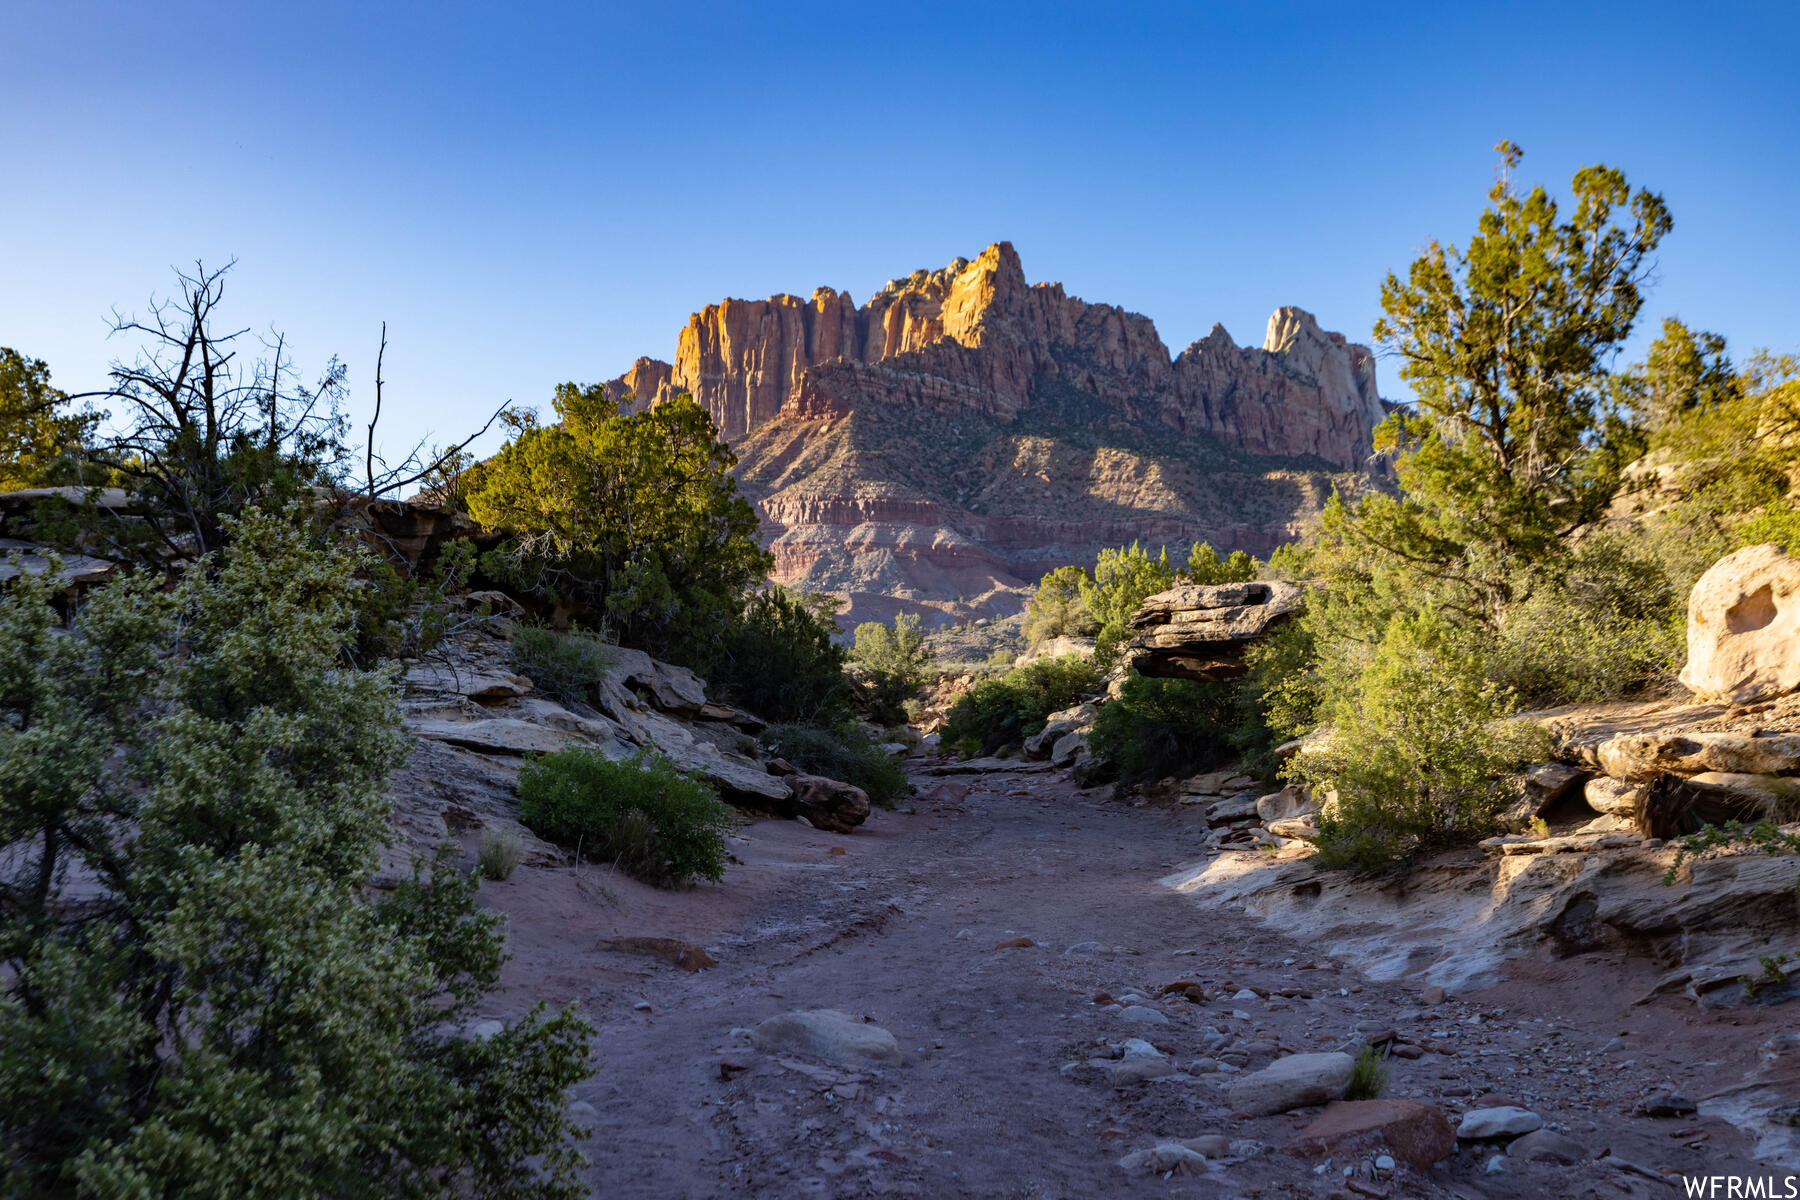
<box><xmin>470</xmin><ymin>762</ymin><xmax>1794</xmax><ymax>1198</ymax></box>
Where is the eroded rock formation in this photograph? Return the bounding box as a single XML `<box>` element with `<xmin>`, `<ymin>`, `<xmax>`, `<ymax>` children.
<box><xmin>613</xmin><ymin>242</ymin><xmax>1385</xmax><ymax>468</ymax></box>
<box><xmin>1125</xmin><ymin>580</ymin><xmax>1306</xmax><ymax>681</ymax></box>
<box><xmin>603</xmin><ymin>245</ymin><xmax>1387</xmax><ymax>623</ymax></box>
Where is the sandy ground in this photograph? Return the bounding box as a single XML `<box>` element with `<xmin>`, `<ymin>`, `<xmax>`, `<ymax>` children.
<box><xmin>470</xmin><ymin>760</ymin><xmax>1796</xmax><ymax>1199</ymax></box>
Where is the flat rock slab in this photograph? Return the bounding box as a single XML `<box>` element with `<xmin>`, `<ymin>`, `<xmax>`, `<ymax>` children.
<box><xmin>412</xmin><ymin>718</ymin><xmax>583</xmax><ymax>756</ymax></box>
<box><xmin>1226</xmin><ymin>1051</ymin><xmax>1354</xmax><ymax>1117</ymax></box>
<box><xmin>751</xmin><ymin>1009</ymin><xmax>902</xmax><ymax>1066</ymax></box>
<box><xmin>406</xmin><ymin>663</ymin><xmax>535</xmax><ymax>700</ymax></box>
<box><xmin>1290</xmin><ymin>1098</ymin><xmax>1456</xmax><ymax>1167</ymax></box>
<box><xmin>1456</xmin><ymin>1105</ymin><xmax>1543</xmax><ymax>1140</ymax></box>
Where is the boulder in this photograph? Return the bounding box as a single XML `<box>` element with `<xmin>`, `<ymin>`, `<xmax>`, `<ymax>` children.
<box><xmin>1016</xmin><ymin>635</ymin><xmax>1097</xmax><ymax>668</ymax></box>
<box><xmin>1680</xmin><ymin>543</ymin><xmax>1800</xmax><ymax>704</ymax></box>
<box><xmin>1203</xmin><ymin>792</ymin><xmax>1262</xmax><ymax>826</ymax></box>
<box><xmin>783</xmin><ymin>775</ymin><xmax>871</xmax><ymax>834</ymax></box>
<box><xmin>1456</xmin><ymin>1106</ymin><xmax>1543</xmax><ymax>1140</ymax></box>
<box><xmin>1506</xmin><ymin>1129</ymin><xmax>1588</xmax><ymax>1164</ymax></box>
<box><xmin>1268</xmin><ymin>815</ymin><xmax>1321</xmax><ymax>841</ymax></box>
<box><xmin>602</xmin><ymin>646</ymin><xmax>708</xmax><ymax>713</ymax></box>
<box><xmin>1523</xmin><ymin>762</ymin><xmax>1586</xmax><ymax>811</ymax></box>
<box><xmin>750</xmin><ymin>1009</ymin><xmax>901</xmax><ymax>1066</ymax></box>
<box><xmin>1226</xmin><ymin>1051</ymin><xmax>1355</xmax><ymax>1117</ymax></box>
<box><xmin>1049</xmin><ymin>729</ymin><xmax>1088</xmax><ymax>768</ymax></box>
<box><xmin>405</xmin><ymin>663</ymin><xmax>535</xmax><ymax>701</ymax></box>
<box><xmin>1598</xmin><ymin>730</ymin><xmax>1800</xmax><ymax>781</ymax></box>
<box><xmin>1126</xmin><ymin>581</ymin><xmax>1306</xmax><ymax>682</ymax></box>
<box><xmin>1117</xmin><ymin>1143</ymin><xmax>1209</xmax><ymax>1174</ymax></box>
<box><xmin>1290</xmin><ymin>1099</ymin><xmax>1457</xmax><ymax>1168</ymax></box>
<box><xmin>1024</xmin><ymin>701</ymin><xmax>1098</xmax><ymax>760</ymax></box>
<box><xmin>1256</xmin><ymin>784</ymin><xmax>1317</xmax><ymax>824</ymax></box>
<box><xmin>1584</xmin><ymin>776</ymin><xmax>1643</xmax><ymax>818</ymax></box>
<box><xmin>411</xmin><ymin>717</ymin><xmax>588</xmax><ymax>757</ymax></box>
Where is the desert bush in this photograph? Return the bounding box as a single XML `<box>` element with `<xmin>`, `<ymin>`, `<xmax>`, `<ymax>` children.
<box><xmin>1290</xmin><ymin>610</ymin><xmax>1545</xmax><ymax>871</ymax></box>
<box><xmin>465</xmin><ymin>386</ymin><xmax>769</xmax><ymax>660</ymax></box>
<box><xmin>851</xmin><ymin>612</ymin><xmax>934</xmax><ymax>725</ymax></box>
<box><xmin>1087</xmin><ymin>673</ymin><xmax>1244</xmax><ymax>786</ymax></box>
<box><xmin>1489</xmin><ymin>531</ymin><xmax>1686</xmax><ymax>705</ymax></box>
<box><xmin>478</xmin><ymin>831</ymin><xmax>525</xmax><ymax>881</ymax></box>
<box><xmin>1023</xmin><ymin>564</ymin><xmax>1098</xmax><ymax>648</ymax></box>
<box><xmin>1346</xmin><ymin>1046</ymin><xmax>1389</xmax><ymax>1100</ymax></box>
<box><xmin>0</xmin><ymin>509</ymin><xmax>591</xmax><ymax>1198</ymax></box>
<box><xmin>1183</xmin><ymin>541</ymin><xmax>1257</xmax><ymax>585</ymax></box>
<box><xmin>517</xmin><ymin>748</ymin><xmax>733</xmax><ymax>886</ymax></box>
<box><xmin>510</xmin><ymin>622</ymin><xmax>615</xmax><ymax>703</ymax></box>
<box><xmin>712</xmin><ymin>587</ymin><xmax>850</xmax><ymax>724</ymax></box>
<box><xmin>1080</xmin><ymin>542</ymin><xmax>1177</xmax><ymax>669</ymax></box>
<box><xmin>760</xmin><ymin>723</ymin><xmax>908</xmax><ymax>807</ymax></box>
<box><xmin>939</xmin><ymin>655</ymin><xmax>1101</xmax><ymax>756</ymax></box>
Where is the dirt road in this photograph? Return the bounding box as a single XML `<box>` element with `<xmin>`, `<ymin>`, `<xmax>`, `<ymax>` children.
<box><xmin>477</xmin><ymin>760</ymin><xmax>1790</xmax><ymax>1198</ymax></box>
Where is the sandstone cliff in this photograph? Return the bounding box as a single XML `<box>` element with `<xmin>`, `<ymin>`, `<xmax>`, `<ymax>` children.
<box><xmin>610</xmin><ymin>242</ymin><xmax>1384</xmax><ymax>468</ymax></box>
<box><xmin>604</xmin><ymin>243</ymin><xmax>1387</xmax><ymax>624</ymax></box>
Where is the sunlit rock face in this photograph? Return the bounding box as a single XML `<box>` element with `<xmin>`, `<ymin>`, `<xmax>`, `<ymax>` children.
<box><xmin>605</xmin><ymin>243</ymin><xmax>1387</xmax><ymax>623</ymax></box>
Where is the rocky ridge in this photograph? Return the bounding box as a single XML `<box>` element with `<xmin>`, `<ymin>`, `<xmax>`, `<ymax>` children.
<box><xmin>605</xmin><ymin>244</ymin><xmax>1387</xmax><ymax>623</ymax></box>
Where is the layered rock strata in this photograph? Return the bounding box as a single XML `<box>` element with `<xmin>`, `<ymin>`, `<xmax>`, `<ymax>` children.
<box><xmin>602</xmin><ymin>245</ymin><xmax>1387</xmax><ymax>623</ymax></box>
<box><xmin>612</xmin><ymin>242</ymin><xmax>1385</xmax><ymax>469</ymax></box>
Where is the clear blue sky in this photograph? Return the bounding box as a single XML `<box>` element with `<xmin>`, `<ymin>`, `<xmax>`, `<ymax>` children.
<box><xmin>4</xmin><ymin>1</ymin><xmax>1796</xmax><ymax>460</ymax></box>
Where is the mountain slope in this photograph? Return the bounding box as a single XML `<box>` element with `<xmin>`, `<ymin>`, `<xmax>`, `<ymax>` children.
<box><xmin>605</xmin><ymin>242</ymin><xmax>1387</xmax><ymax>623</ymax></box>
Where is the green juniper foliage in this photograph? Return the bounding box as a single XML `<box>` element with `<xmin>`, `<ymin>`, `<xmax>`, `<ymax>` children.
<box><xmin>711</xmin><ymin>588</ymin><xmax>852</xmax><ymax>724</ymax></box>
<box><xmin>0</xmin><ymin>347</ymin><xmax>100</xmax><ymax>490</ymax></box>
<box><xmin>1270</xmin><ymin>146</ymin><xmax>1683</xmax><ymax>868</ymax></box>
<box><xmin>0</xmin><ymin>510</ymin><xmax>591</xmax><ymax>1199</ymax></box>
<box><xmin>464</xmin><ymin>384</ymin><xmax>770</xmax><ymax>662</ymax></box>
<box><xmin>851</xmin><ymin>612</ymin><xmax>934</xmax><ymax>726</ymax></box>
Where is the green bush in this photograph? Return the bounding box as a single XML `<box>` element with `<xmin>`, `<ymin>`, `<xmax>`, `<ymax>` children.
<box><xmin>518</xmin><ymin>748</ymin><xmax>733</xmax><ymax>886</ymax></box>
<box><xmin>1088</xmin><ymin>673</ymin><xmax>1245</xmax><ymax>786</ymax></box>
<box><xmin>510</xmin><ymin>623</ymin><xmax>614</xmax><ymax>703</ymax></box>
<box><xmin>1491</xmin><ymin>532</ymin><xmax>1686</xmax><ymax>705</ymax></box>
<box><xmin>0</xmin><ymin>509</ymin><xmax>591</xmax><ymax>1198</ymax></box>
<box><xmin>850</xmin><ymin>613</ymin><xmax>933</xmax><ymax>725</ymax></box>
<box><xmin>760</xmin><ymin>723</ymin><xmax>908</xmax><ymax>807</ymax></box>
<box><xmin>1290</xmin><ymin>610</ymin><xmax>1545</xmax><ymax>871</ymax></box>
<box><xmin>939</xmin><ymin>655</ymin><xmax>1101</xmax><ymax>756</ymax></box>
<box><xmin>478</xmin><ymin>831</ymin><xmax>524</xmax><ymax>881</ymax></box>
<box><xmin>711</xmin><ymin>588</ymin><xmax>851</xmax><ymax>724</ymax></box>
<box><xmin>1023</xmin><ymin>565</ymin><xmax>1098</xmax><ymax>648</ymax></box>
<box><xmin>1347</xmin><ymin>1045</ymin><xmax>1389</xmax><ymax>1100</ymax></box>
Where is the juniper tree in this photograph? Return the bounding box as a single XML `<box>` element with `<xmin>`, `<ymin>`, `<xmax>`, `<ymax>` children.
<box><xmin>0</xmin><ymin>510</ymin><xmax>591</xmax><ymax>1199</ymax></box>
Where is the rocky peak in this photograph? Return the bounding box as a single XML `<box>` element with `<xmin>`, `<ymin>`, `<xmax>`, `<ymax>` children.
<box><xmin>609</xmin><ymin>243</ymin><xmax>1384</xmax><ymax>470</ymax></box>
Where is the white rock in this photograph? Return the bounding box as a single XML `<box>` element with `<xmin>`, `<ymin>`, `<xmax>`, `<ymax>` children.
<box><xmin>1121</xmin><ymin>1005</ymin><xmax>1169</xmax><ymax>1025</ymax></box>
<box><xmin>1456</xmin><ymin>1106</ymin><xmax>1544</xmax><ymax>1140</ymax></box>
<box><xmin>1225</xmin><ymin>1051</ymin><xmax>1355</xmax><ymax>1117</ymax></box>
<box><xmin>1680</xmin><ymin>543</ymin><xmax>1800</xmax><ymax>703</ymax></box>
<box><xmin>750</xmin><ymin>1009</ymin><xmax>902</xmax><ymax>1066</ymax></box>
<box><xmin>1118</xmin><ymin>1143</ymin><xmax>1208</xmax><ymax>1173</ymax></box>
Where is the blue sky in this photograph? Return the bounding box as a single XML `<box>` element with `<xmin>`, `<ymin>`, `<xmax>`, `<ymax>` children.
<box><xmin>3</xmin><ymin>1</ymin><xmax>1796</xmax><ymax>460</ymax></box>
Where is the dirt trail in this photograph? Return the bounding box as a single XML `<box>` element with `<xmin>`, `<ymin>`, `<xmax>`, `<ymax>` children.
<box><xmin>475</xmin><ymin>760</ymin><xmax>1790</xmax><ymax>1198</ymax></box>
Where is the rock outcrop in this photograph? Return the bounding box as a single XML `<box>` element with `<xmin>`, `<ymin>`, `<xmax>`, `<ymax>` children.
<box><xmin>1679</xmin><ymin>543</ymin><xmax>1800</xmax><ymax>704</ymax></box>
<box><xmin>1125</xmin><ymin>581</ymin><xmax>1306</xmax><ymax>681</ymax></box>
<box><xmin>606</xmin><ymin>244</ymin><xmax>1385</xmax><ymax>624</ymax></box>
<box><xmin>616</xmin><ymin>244</ymin><xmax>1384</xmax><ymax>468</ymax></box>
